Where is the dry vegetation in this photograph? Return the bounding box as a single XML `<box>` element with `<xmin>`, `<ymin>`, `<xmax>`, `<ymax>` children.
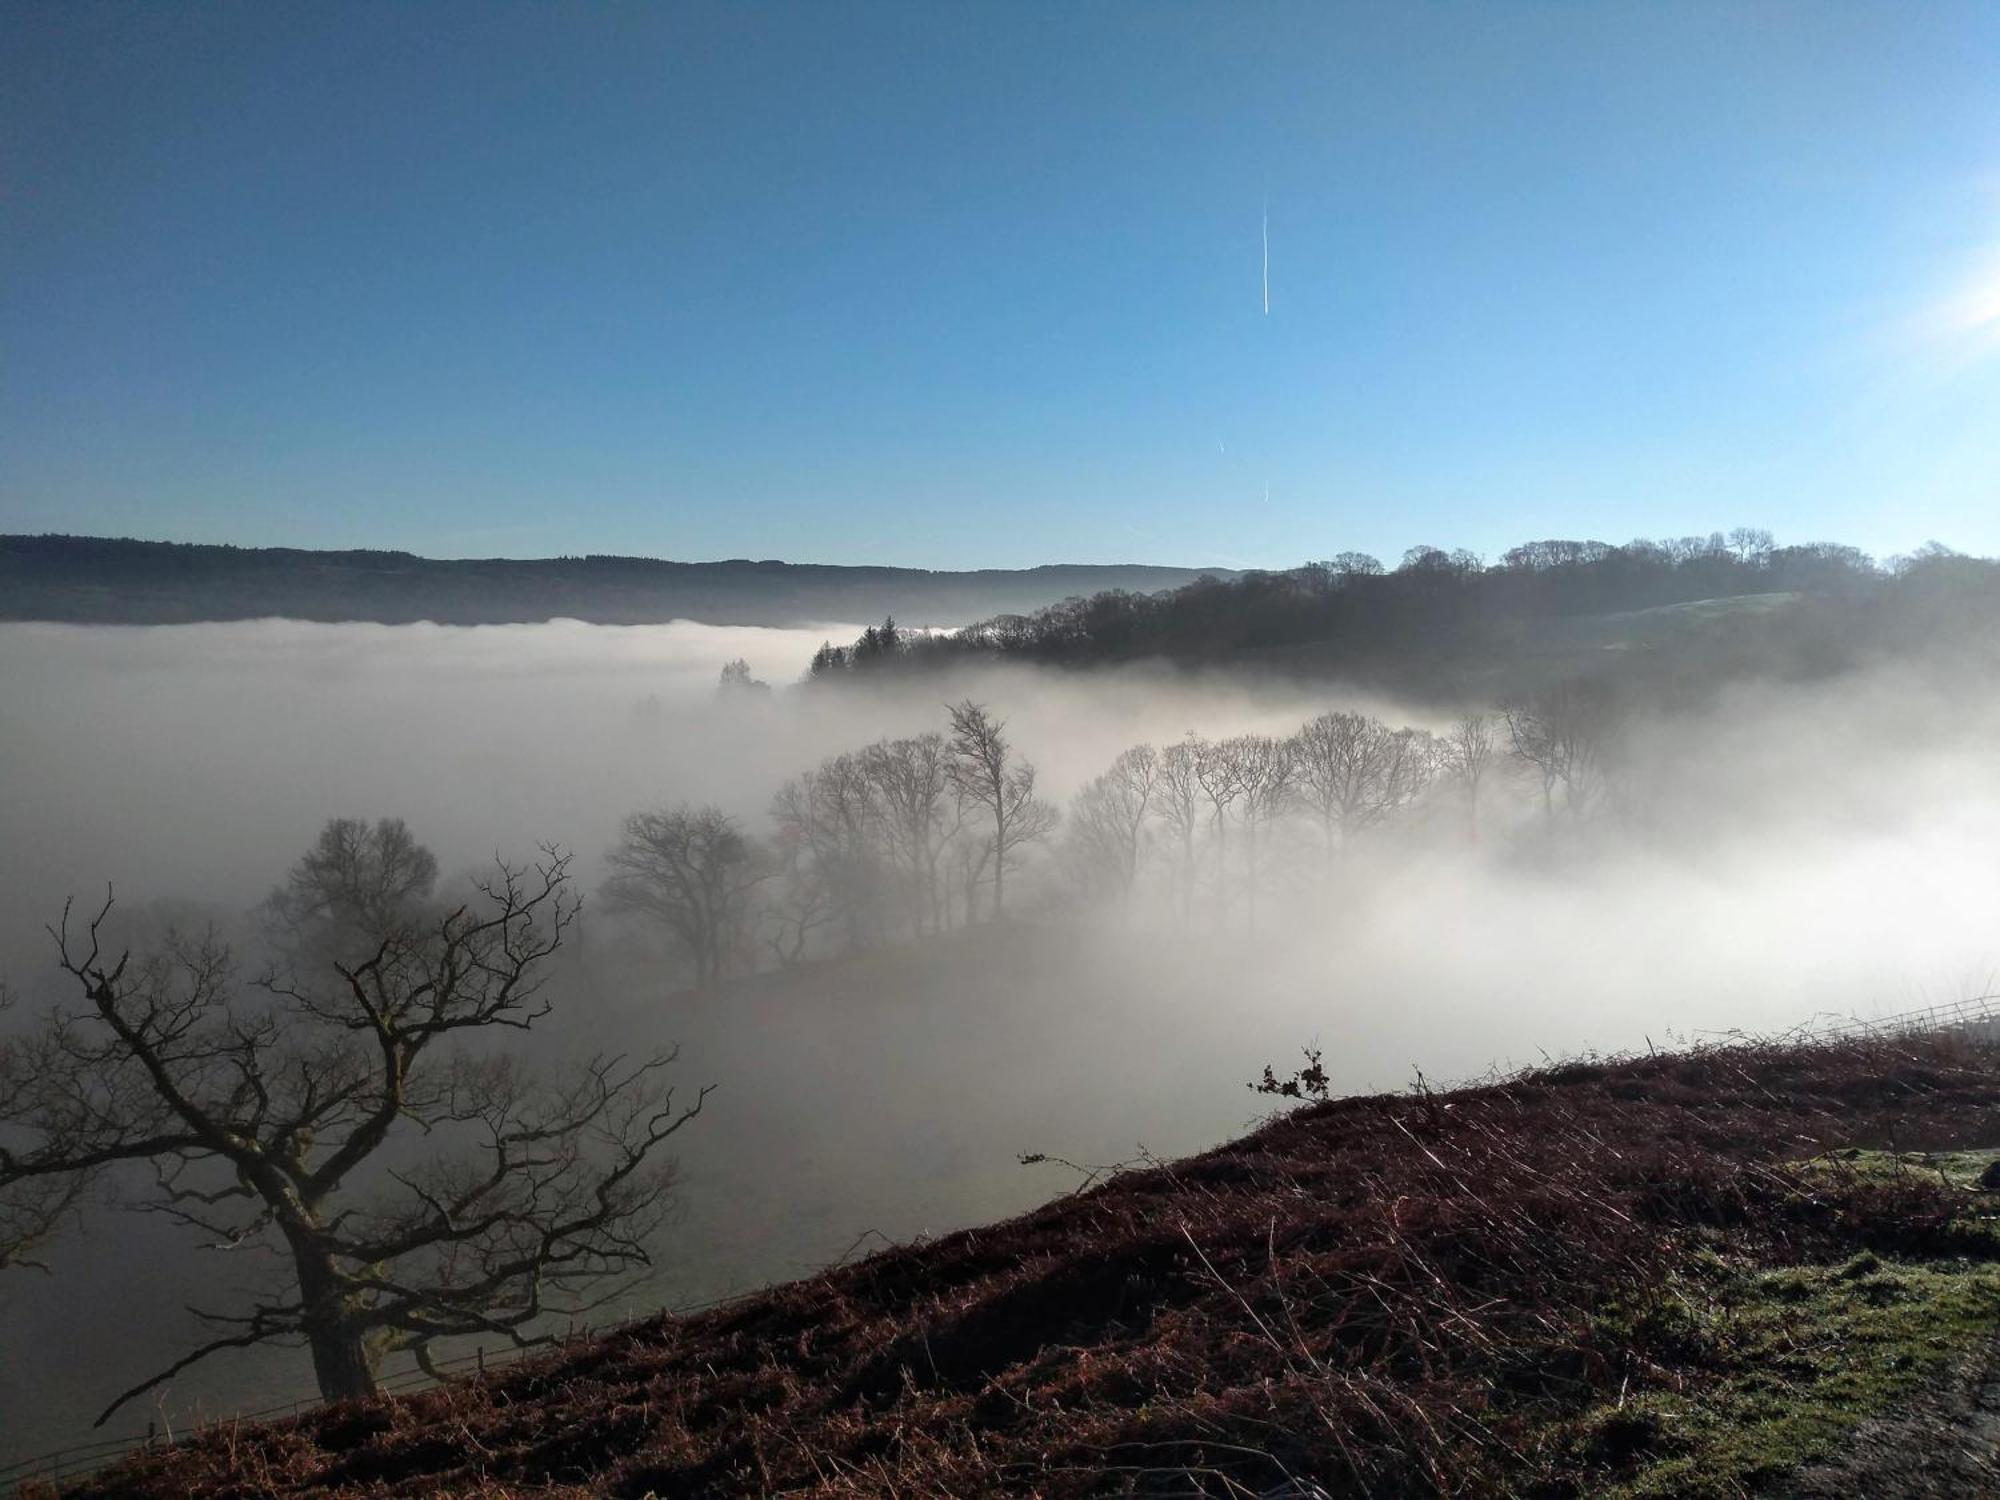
<box><xmin>52</xmin><ymin>1034</ymin><xmax>2000</xmax><ymax>1498</ymax></box>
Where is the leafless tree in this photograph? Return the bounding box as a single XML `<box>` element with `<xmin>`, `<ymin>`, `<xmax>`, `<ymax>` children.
<box><xmin>1217</xmin><ymin>735</ymin><xmax>1294</xmax><ymax>930</ymax></box>
<box><xmin>862</xmin><ymin>733</ymin><xmax>958</xmax><ymax>937</ymax></box>
<box><xmin>760</xmin><ymin>829</ymin><xmax>840</xmax><ymax>968</ymax></box>
<box><xmin>1440</xmin><ymin>711</ymin><xmax>1497</xmax><ymax>843</ymax></box>
<box><xmin>1194</xmin><ymin>737</ymin><xmax>1243</xmax><ymax>920</ymax></box>
<box><xmin>946</xmin><ymin>700</ymin><xmax>1057</xmax><ymax>920</ymax></box>
<box><xmin>946</xmin><ymin>831</ymin><xmax>993</xmax><ymax>932</ymax></box>
<box><xmin>1152</xmin><ymin>736</ymin><xmax>1207</xmax><ymax>924</ymax></box>
<box><xmin>0</xmin><ymin>982</ymin><xmax>91</xmax><ymax>1273</ymax></box>
<box><xmin>1503</xmin><ymin>679</ymin><xmax>1615</xmax><ymax>823</ymax></box>
<box><xmin>1290</xmin><ymin>711</ymin><xmax>1430</xmax><ymax>859</ymax></box>
<box><xmin>0</xmin><ymin>831</ymin><xmax>705</xmax><ymax>1423</ymax></box>
<box><xmin>1728</xmin><ymin>527</ymin><xmax>1775</xmax><ymax>565</ymax></box>
<box><xmin>601</xmin><ymin>805</ymin><xmax>775</xmax><ymax>988</ymax></box>
<box><xmin>260</xmin><ymin>816</ymin><xmax>439</xmax><ymax>965</ymax></box>
<box><xmin>770</xmin><ymin>753</ymin><xmax>888</xmax><ymax>951</ymax></box>
<box><xmin>1064</xmin><ymin>744</ymin><xmax>1159</xmax><ymax>918</ymax></box>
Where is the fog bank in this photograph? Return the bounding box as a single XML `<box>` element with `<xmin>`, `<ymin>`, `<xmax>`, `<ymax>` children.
<box><xmin>4</xmin><ymin>618</ymin><xmax>2000</xmax><ymax>1467</ymax></box>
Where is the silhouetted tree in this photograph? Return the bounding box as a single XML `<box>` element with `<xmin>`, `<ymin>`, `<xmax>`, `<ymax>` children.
<box><xmin>0</xmin><ymin>983</ymin><xmax>89</xmax><ymax>1273</ymax></box>
<box><xmin>771</xmin><ymin>753</ymin><xmax>888</xmax><ymax>950</ymax></box>
<box><xmin>862</xmin><ymin>732</ymin><xmax>958</xmax><ymax>936</ymax></box>
<box><xmin>946</xmin><ymin>701</ymin><xmax>1057</xmax><ymax>919</ymax></box>
<box><xmin>1503</xmin><ymin>679</ymin><xmax>1616</xmax><ymax>823</ymax></box>
<box><xmin>1064</xmin><ymin>745</ymin><xmax>1159</xmax><ymax>918</ymax></box>
<box><xmin>1193</xmin><ymin>738</ymin><xmax>1243</xmax><ymax>919</ymax></box>
<box><xmin>260</xmin><ymin>816</ymin><xmax>439</xmax><ymax>966</ymax></box>
<box><xmin>1154</xmin><ymin>736</ymin><xmax>1207</xmax><ymax>925</ymax></box>
<box><xmin>1218</xmin><ymin>735</ymin><xmax>1294</xmax><ymax>930</ymax></box>
<box><xmin>1441</xmin><ymin>711</ymin><xmax>1497</xmax><ymax>843</ymax></box>
<box><xmin>602</xmin><ymin>806</ymin><xmax>775</xmax><ymax>987</ymax></box>
<box><xmin>1291</xmin><ymin>711</ymin><xmax>1429</xmax><ymax>859</ymax></box>
<box><xmin>0</xmin><ymin>829</ymin><xmax>705</xmax><ymax>1421</ymax></box>
<box><xmin>1728</xmin><ymin>528</ymin><xmax>1775</xmax><ymax>566</ymax></box>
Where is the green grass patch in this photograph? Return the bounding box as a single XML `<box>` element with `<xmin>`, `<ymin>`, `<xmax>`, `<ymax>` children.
<box><xmin>1808</xmin><ymin>1144</ymin><xmax>2000</xmax><ymax>1191</ymax></box>
<box><xmin>1572</xmin><ymin>1250</ymin><xmax>2000</xmax><ymax>1498</ymax></box>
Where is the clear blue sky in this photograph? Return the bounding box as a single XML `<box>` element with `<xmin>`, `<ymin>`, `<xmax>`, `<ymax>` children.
<box><xmin>5</xmin><ymin>2</ymin><xmax>1999</xmax><ymax>570</ymax></box>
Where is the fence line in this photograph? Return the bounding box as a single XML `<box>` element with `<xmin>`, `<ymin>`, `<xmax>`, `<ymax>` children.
<box><xmin>10</xmin><ymin>993</ymin><xmax>2000</xmax><ymax>1493</ymax></box>
<box><xmin>1809</xmin><ymin>992</ymin><xmax>2000</xmax><ymax>1041</ymax></box>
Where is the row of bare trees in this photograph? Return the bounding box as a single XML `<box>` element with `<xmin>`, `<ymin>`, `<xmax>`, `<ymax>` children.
<box><xmin>1057</xmin><ymin>684</ymin><xmax>1618</xmax><ymax>925</ymax></box>
<box><xmin>601</xmin><ymin>701</ymin><xmax>1058</xmax><ymax>986</ymax></box>
<box><xmin>602</xmin><ymin>681</ymin><xmax>1620</xmax><ymax>981</ymax></box>
<box><xmin>1057</xmin><ymin>715</ymin><xmax>1451</xmax><ymax>926</ymax></box>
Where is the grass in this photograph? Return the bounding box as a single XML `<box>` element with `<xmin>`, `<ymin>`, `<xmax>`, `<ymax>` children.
<box><xmin>49</xmin><ymin>1033</ymin><xmax>2000</xmax><ymax>1498</ymax></box>
<box><xmin>1573</xmin><ymin>1247</ymin><xmax>2000</xmax><ymax>1497</ymax></box>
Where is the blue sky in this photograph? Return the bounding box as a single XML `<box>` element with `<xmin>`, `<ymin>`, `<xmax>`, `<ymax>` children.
<box><xmin>4</xmin><ymin>2</ymin><xmax>1999</xmax><ymax>570</ymax></box>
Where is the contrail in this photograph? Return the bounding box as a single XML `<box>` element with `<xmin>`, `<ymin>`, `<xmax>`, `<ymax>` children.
<box><xmin>1261</xmin><ymin>199</ymin><xmax>1270</xmax><ymax>315</ymax></box>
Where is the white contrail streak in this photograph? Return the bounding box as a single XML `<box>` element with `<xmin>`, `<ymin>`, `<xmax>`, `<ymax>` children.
<box><xmin>1261</xmin><ymin>200</ymin><xmax>1270</xmax><ymax>315</ymax></box>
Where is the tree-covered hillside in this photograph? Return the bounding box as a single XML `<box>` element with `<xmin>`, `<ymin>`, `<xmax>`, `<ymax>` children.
<box><xmin>809</xmin><ymin>533</ymin><xmax>2000</xmax><ymax>699</ymax></box>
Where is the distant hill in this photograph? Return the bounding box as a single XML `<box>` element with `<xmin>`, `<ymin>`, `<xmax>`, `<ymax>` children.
<box><xmin>0</xmin><ymin>535</ymin><xmax>1233</xmax><ymax>628</ymax></box>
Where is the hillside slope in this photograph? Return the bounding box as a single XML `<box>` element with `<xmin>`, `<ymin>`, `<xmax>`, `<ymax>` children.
<box><xmin>57</xmin><ymin>1035</ymin><xmax>2000</xmax><ymax>1498</ymax></box>
<box><xmin>0</xmin><ymin>536</ymin><xmax>1228</xmax><ymax>628</ymax></box>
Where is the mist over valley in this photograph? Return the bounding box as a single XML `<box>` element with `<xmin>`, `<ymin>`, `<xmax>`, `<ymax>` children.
<box><xmin>8</xmin><ymin>557</ymin><xmax>2000</xmax><ymax>1468</ymax></box>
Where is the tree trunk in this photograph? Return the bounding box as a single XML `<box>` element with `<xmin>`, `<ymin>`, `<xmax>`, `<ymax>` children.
<box><xmin>291</xmin><ymin>1238</ymin><xmax>380</xmax><ymax>1404</ymax></box>
<box><xmin>307</xmin><ymin>1324</ymin><xmax>379</xmax><ymax>1403</ymax></box>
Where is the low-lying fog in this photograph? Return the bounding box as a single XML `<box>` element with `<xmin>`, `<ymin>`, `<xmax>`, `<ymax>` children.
<box><xmin>4</xmin><ymin>617</ymin><xmax>1999</xmax><ymax>1466</ymax></box>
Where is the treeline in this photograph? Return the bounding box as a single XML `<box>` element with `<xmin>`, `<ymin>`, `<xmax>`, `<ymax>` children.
<box><xmin>805</xmin><ymin>532</ymin><xmax>2000</xmax><ymax>684</ymax></box>
<box><xmin>601</xmin><ymin>683</ymin><xmax>1618</xmax><ymax>989</ymax></box>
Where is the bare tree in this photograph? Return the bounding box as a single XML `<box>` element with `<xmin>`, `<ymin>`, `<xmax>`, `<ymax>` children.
<box><xmin>946</xmin><ymin>700</ymin><xmax>1057</xmax><ymax>920</ymax></box>
<box><xmin>260</xmin><ymin>816</ymin><xmax>439</xmax><ymax>964</ymax></box>
<box><xmin>862</xmin><ymin>733</ymin><xmax>958</xmax><ymax>937</ymax></box>
<box><xmin>1218</xmin><ymin>735</ymin><xmax>1294</xmax><ymax>930</ymax></box>
<box><xmin>0</xmin><ymin>830</ymin><xmax>705</xmax><ymax>1423</ymax></box>
<box><xmin>1440</xmin><ymin>711</ymin><xmax>1496</xmax><ymax>844</ymax></box>
<box><xmin>1063</xmin><ymin>744</ymin><xmax>1159</xmax><ymax>919</ymax></box>
<box><xmin>1290</xmin><ymin>711</ymin><xmax>1428</xmax><ymax>860</ymax></box>
<box><xmin>946</xmin><ymin>830</ymin><xmax>994</xmax><ymax>932</ymax></box>
<box><xmin>1502</xmin><ymin>679</ymin><xmax>1615</xmax><ymax>823</ymax></box>
<box><xmin>1153</xmin><ymin>736</ymin><xmax>1207</xmax><ymax>925</ymax></box>
<box><xmin>770</xmin><ymin>753</ymin><xmax>888</xmax><ymax>951</ymax></box>
<box><xmin>761</xmin><ymin>828</ymin><xmax>840</xmax><ymax>968</ymax></box>
<box><xmin>601</xmin><ymin>806</ymin><xmax>775</xmax><ymax>988</ymax></box>
<box><xmin>1194</xmin><ymin>738</ymin><xmax>1243</xmax><ymax>921</ymax></box>
<box><xmin>0</xmin><ymin>982</ymin><xmax>90</xmax><ymax>1272</ymax></box>
<box><xmin>1728</xmin><ymin>527</ymin><xmax>1775</xmax><ymax>565</ymax></box>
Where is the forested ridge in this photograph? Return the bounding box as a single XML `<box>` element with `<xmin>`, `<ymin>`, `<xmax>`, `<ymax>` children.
<box><xmin>809</xmin><ymin>531</ymin><xmax>2000</xmax><ymax>697</ymax></box>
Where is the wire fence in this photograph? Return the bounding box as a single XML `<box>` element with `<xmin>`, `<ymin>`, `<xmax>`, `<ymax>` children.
<box><xmin>9</xmin><ymin>993</ymin><xmax>2000</xmax><ymax>1494</ymax></box>
<box><xmin>1809</xmin><ymin>992</ymin><xmax>2000</xmax><ymax>1042</ymax></box>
